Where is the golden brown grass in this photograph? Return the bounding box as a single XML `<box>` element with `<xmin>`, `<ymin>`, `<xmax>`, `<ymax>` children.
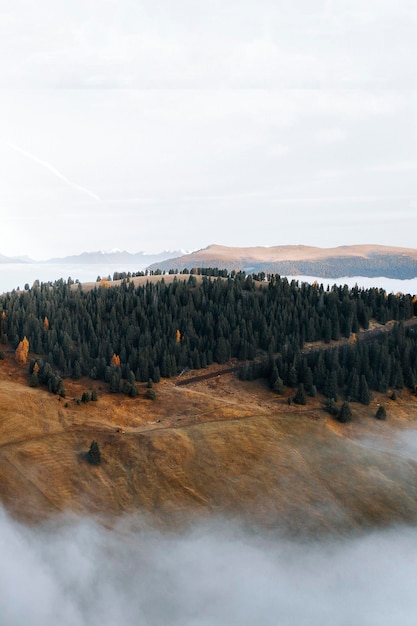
<box><xmin>1</xmin><ymin>353</ymin><xmax>417</xmax><ymax>535</ymax></box>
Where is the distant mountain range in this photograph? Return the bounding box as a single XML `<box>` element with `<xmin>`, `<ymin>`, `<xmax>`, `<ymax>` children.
<box><xmin>147</xmin><ymin>244</ymin><xmax>417</xmax><ymax>280</ymax></box>
<box><xmin>3</xmin><ymin>244</ymin><xmax>417</xmax><ymax>280</ymax></box>
<box><xmin>0</xmin><ymin>253</ymin><xmax>32</xmax><ymax>264</ymax></box>
<box><xmin>0</xmin><ymin>250</ymin><xmax>184</xmax><ymax>266</ymax></box>
<box><xmin>45</xmin><ymin>250</ymin><xmax>185</xmax><ymax>265</ymax></box>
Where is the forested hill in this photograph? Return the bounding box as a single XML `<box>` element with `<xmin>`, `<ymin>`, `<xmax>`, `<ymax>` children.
<box><xmin>1</xmin><ymin>272</ymin><xmax>417</xmax><ymax>403</ymax></box>
<box><xmin>147</xmin><ymin>244</ymin><xmax>417</xmax><ymax>279</ymax></box>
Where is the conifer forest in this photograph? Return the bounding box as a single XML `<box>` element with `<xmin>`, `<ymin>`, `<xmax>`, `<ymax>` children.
<box><xmin>1</xmin><ymin>271</ymin><xmax>417</xmax><ymax>403</ymax></box>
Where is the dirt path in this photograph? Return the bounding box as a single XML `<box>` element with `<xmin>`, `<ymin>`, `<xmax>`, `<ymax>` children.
<box><xmin>175</xmin><ymin>317</ymin><xmax>417</xmax><ymax>387</ymax></box>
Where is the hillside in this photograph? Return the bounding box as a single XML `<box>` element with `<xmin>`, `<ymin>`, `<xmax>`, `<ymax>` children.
<box><xmin>2</xmin><ymin>353</ymin><xmax>417</xmax><ymax>534</ymax></box>
<box><xmin>147</xmin><ymin>244</ymin><xmax>417</xmax><ymax>278</ymax></box>
<box><xmin>3</xmin><ymin>271</ymin><xmax>417</xmax><ymax>534</ymax></box>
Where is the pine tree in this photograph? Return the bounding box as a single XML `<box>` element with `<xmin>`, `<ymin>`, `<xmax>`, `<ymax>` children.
<box><xmin>375</xmin><ymin>405</ymin><xmax>387</xmax><ymax>420</ymax></box>
<box><xmin>288</xmin><ymin>365</ymin><xmax>298</xmax><ymax>387</ymax></box>
<box><xmin>338</xmin><ymin>401</ymin><xmax>352</xmax><ymax>423</ymax></box>
<box><xmin>359</xmin><ymin>375</ymin><xmax>371</xmax><ymax>405</ymax></box>
<box><xmin>272</xmin><ymin>375</ymin><xmax>285</xmax><ymax>394</ymax></box>
<box><xmin>324</xmin><ymin>397</ymin><xmax>338</xmax><ymax>416</ymax></box>
<box><xmin>87</xmin><ymin>440</ymin><xmax>101</xmax><ymax>465</ymax></box>
<box><xmin>324</xmin><ymin>370</ymin><xmax>338</xmax><ymax>401</ymax></box>
<box><xmin>29</xmin><ymin>371</ymin><xmax>39</xmax><ymax>387</ymax></box>
<box><xmin>293</xmin><ymin>383</ymin><xmax>307</xmax><ymax>405</ymax></box>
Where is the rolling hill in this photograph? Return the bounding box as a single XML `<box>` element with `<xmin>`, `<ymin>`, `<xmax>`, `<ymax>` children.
<box><xmin>147</xmin><ymin>244</ymin><xmax>417</xmax><ymax>279</ymax></box>
<box><xmin>2</xmin><ymin>353</ymin><xmax>417</xmax><ymax>535</ymax></box>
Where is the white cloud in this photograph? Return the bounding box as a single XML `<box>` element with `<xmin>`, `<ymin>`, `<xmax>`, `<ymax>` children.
<box><xmin>2</xmin><ymin>510</ymin><xmax>417</xmax><ymax>625</ymax></box>
<box><xmin>368</xmin><ymin>161</ymin><xmax>417</xmax><ymax>173</ymax></box>
<box><xmin>1</xmin><ymin>3</ymin><xmax>417</xmax><ymax>256</ymax></box>
<box><xmin>1</xmin><ymin>1</ymin><xmax>417</xmax><ymax>89</ymax></box>
<box><xmin>314</xmin><ymin>128</ymin><xmax>347</xmax><ymax>143</ymax></box>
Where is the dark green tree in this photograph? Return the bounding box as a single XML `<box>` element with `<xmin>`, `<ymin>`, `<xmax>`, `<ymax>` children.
<box><xmin>293</xmin><ymin>383</ymin><xmax>307</xmax><ymax>405</ymax></box>
<box><xmin>324</xmin><ymin>397</ymin><xmax>338</xmax><ymax>416</ymax></box>
<box><xmin>272</xmin><ymin>375</ymin><xmax>285</xmax><ymax>394</ymax></box>
<box><xmin>87</xmin><ymin>440</ymin><xmax>101</xmax><ymax>465</ymax></box>
<box><xmin>375</xmin><ymin>405</ymin><xmax>387</xmax><ymax>420</ymax></box>
<box><xmin>324</xmin><ymin>370</ymin><xmax>338</xmax><ymax>401</ymax></box>
<box><xmin>29</xmin><ymin>371</ymin><xmax>39</xmax><ymax>387</ymax></box>
<box><xmin>337</xmin><ymin>401</ymin><xmax>352</xmax><ymax>423</ymax></box>
<box><xmin>359</xmin><ymin>375</ymin><xmax>371</xmax><ymax>405</ymax></box>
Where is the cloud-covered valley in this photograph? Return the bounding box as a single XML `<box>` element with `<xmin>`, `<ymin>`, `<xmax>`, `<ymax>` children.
<box><xmin>2</xmin><ymin>509</ymin><xmax>417</xmax><ymax>626</ymax></box>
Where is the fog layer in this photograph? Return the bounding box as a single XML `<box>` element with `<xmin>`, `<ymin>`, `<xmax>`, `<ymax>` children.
<box><xmin>2</xmin><ymin>509</ymin><xmax>417</xmax><ymax>626</ymax></box>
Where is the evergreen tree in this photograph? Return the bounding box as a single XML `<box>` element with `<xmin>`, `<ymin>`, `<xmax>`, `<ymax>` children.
<box><xmin>359</xmin><ymin>375</ymin><xmax>371</xmax><ymax>405</ymax></box>
<box><xmin>324</xmin><ymin>370</ymin><xmax>338</xmax><ymax>401</ymax></box>
<box><xmin>87</xmin><ymin>440</ymin><xmax>101</xmax><ymax>465</ymax></box>
<box><xmin>337</xmin><ymin>401</ymin><xmax>352</xmax><ymax>423</ymax></box>
<box><xmin>288</xmin><ymin>365</ymin><xmax>298</xmax><ymax>388</ymax></box>
<box><xmin>29</xmin><ymin>371</ymin><xmax>39</xmax><ymax>387</ymax></box>
<box><xmin>375</xmin><ymin>405</ymin><xmax>387</xmax><ymax>420</ymax></box>
<box><xmin>272</xmin><ymin>375</ymin><xmax>285</xmax><ymax>394</ymax></box>
<box><xmin>293</xmin><ymin>383</ymin><xmax>307</xmax><ymax>405</ymax></box>
<box><xmin>324</xmin><ymin>398</ymin><xmax>338</xmax><ymax>416</ymax></box>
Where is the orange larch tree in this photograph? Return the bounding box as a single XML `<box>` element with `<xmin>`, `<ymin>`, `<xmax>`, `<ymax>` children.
<box><xmin>15</xmin><ymin>337</ymin><xmax>29</xmax><ymax>364</ymax></box>
<box><xmin>110</xmin><ymin>353</ymin><xmax>121</xmax><ymax>367</ymax></box>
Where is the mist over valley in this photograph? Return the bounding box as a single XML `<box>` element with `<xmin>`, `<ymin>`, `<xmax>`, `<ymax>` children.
<box><xmin>3</xmin><ymin>508</ymin><xmax>417</xmax><ymax>626</ymax></box>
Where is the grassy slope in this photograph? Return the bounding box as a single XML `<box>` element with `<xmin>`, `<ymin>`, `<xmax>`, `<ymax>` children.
<box><xmin>1</xmin><ymin>354</ymin><xmax>417</xmax><ymax>534</ymax></box>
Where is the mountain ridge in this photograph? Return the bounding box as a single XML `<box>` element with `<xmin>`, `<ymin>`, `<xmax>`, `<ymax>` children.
<box><xmin>147</xmin><ymin>244</ymin><xmax>417</xmax><ymax>279</ymax></box>
<box><xmin>0</xmin><ymin>250</ymin><xmax>186</xmax><ymax>265</ymax></box>
<box><xmin>45</xmin><ymin>249</ymin><xmax>185</xmax><ymax>265</ymax></box>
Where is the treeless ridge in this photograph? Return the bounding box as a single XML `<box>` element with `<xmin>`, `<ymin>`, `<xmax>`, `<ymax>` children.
<box><xmin>159</xmin><ymin>243</ymin><xmax>417</xmax><ymax>263</ymax></box>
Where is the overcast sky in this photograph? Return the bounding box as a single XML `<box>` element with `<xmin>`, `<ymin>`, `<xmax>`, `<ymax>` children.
<box><xmin>1</xmin><ymin>0</ymin><xmax>417</xmax><ymax>259</ymax></box>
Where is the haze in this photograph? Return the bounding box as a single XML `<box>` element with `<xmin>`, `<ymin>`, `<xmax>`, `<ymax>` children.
<box><xmin>1</xmin><ymin>1</ymin><xmax>417</xmax><ymax>259</ymax></box>
<box><xmin>1</xmin><ymin>509</ymin><xmax>417</xmax><ymax>626</ymax></box>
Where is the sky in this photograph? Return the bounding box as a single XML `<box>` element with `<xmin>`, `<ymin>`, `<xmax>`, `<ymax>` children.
<box><xmin>1</xmin><ymin>1</ymin><xmax>417</xmax><ymax>259</ymax></box>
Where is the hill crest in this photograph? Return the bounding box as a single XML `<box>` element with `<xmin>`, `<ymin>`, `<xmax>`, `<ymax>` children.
<box><xmin>147</xmin><ymin>244</ymin><xmax>417</xmax><ymax>279</ymax></box>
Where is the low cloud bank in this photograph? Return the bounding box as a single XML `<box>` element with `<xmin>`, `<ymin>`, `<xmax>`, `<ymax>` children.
<box><xmin>1</xmin><ymin>510</ymin><xmax>417</xmax><ymax>625</ymax></box>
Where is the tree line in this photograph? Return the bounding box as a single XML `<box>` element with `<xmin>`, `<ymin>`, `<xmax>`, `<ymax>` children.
<box><xmin>1</xmin><ymin>272</ymin><xmax>416</xmax><ymax>399</ymax></box>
